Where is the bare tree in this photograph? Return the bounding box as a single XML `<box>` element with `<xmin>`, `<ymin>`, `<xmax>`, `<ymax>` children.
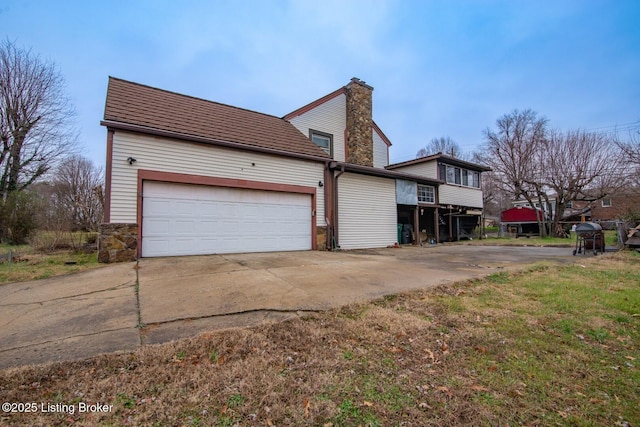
<box><xmin>483</xmin><ymin>108</ymin><xmax>626</xmax><ymax>237</ymax></box>
<box><xmin>543</xmin><ymin>129</ymin><xmax>624</xmax><ymax>236</ymax></box>
<box><xmin>0</xmin><ymin>39</ymin><xmax>76</xmax><ymax>200</ymax></box>
<box><xmin>51</xmin><ymin>155</ymin><xmax>104</xmax><ymax>232</ymax></box>
<box><xmin>417</xmin><ymin>136</ymin><xmax>464</xmax><ymax>158</ymax></box>
<box><xmin>615</xmin><ymin>125</ymin><xmax>640</xmax><ymax>186</ymax></box>
<box><xmin>482</xmin><ymin>109</ymin><xmax>548</xmax><ymax>234</ymax></box>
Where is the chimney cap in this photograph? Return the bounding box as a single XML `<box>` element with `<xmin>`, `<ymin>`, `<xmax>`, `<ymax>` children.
<box><xmin>348</xmin><ymin>77</ymin><xmax>374</xmax><ymax>91</ymax></box>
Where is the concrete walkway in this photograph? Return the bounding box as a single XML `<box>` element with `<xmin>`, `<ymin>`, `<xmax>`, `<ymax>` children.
<box><xmin>0</xmin><ymin>245</ymin><xmax>575</xmax><ymax>370</ymax></box>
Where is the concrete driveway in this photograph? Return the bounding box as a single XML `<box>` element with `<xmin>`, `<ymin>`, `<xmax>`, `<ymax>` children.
<box><xmin>0</xmin><ymin>245</ymin><xmax>576</xmax><ymax>369</ymax></box>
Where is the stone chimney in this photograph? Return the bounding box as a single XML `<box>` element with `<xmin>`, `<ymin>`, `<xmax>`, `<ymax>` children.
<box><xmin>346</xmin><ymin>77</ymin><xmax>374</xmax><ymax>167</ymax></box>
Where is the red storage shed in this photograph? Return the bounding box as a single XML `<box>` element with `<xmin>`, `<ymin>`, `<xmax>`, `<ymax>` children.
<box><xmin>500</xmin><ymin>207</ymin><xmax>544</xmax><ymax>237</ymax></box>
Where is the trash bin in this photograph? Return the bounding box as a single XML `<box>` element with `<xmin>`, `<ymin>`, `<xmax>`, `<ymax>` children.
<box><xmin>401</xmin><ymin>224</ymin><xmax>412</xmax><ymax>244</ymax></box>
<box><xmin>397</xmin><ymin>224</ymin><xmax>403</xmax><ymax>243</ymax></box>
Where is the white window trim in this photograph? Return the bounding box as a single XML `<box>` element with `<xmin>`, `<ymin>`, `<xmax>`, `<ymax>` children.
<box><xmin>418</xmin><ymin>184</ymin><xmax>435</xmax><ymax>204</ymax></box>
<box><xmin>443</xmin><ymin>164</ymin><xmax>480</xmax><ymax>188</ymax></box>
<box><xmin>310</xmin><ymin>129</ymin><xmax>333</xmax><ymax>157</ymax></box>
<box><xmin>601</xmin><ymin>198</ymin><xmax>612</xmax><ymax>207</ymax></box>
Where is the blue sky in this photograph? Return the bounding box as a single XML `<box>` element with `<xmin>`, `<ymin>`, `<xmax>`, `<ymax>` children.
<box><xmin>2</xmin><ymin>0</ymin><xmax>639</xmax><ymax>168</ymax></box>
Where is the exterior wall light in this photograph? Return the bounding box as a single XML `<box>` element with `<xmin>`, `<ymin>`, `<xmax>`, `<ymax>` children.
<box><xmin>127</xmin><ymin>157</ymin><xmax>137</xmax><ymax>165</ymax></box>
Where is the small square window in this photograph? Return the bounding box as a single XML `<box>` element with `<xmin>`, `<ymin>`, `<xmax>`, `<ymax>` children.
<box><xmin>601</xmin><ymin>198</ymin><xmax>612</xmax><ymax>207</ymax></box>
<box><xmin>310</xmin><ymin>130</ymin><xmax>332</xmax><ymax>156</ymax></box>
<box><xmin>418</xmin><ymin>185</ymin><xmax>435</xmax><ymax>204</ymax></box>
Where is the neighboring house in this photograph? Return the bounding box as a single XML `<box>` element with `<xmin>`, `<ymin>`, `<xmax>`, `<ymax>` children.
<box><xmin>589</xmin><ymin>191</ymin><xmax>640</xmax><ymax>222</ymax></box>
<box><xmin>100</xmin><ymin>77</ymin><xmax>485</xmax><ymax>261</ymax></box>
<box><xmin>386</xmin><ymin>154</ymin><xmax>491</xmax><ymax>242</ymax></box>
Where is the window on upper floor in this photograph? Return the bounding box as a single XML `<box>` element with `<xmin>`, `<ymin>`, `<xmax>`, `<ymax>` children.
<box><xmin>418</xmin><ymin>184</ymin><xmax>435</xmax><ymax>204</ymax></box>
<box><xmin>446</xmin><ymin>166</ymin><xmax>461</xmax><ymax>185</ymax></box>
<box><xmin>310</xmin><ymin>129</ymin><xmax>332</xmax><ymax>156</ymax></box>
<box><xmin>601</xmin><ymin>198</ymin><xmax>612</xmax><ymax>207</ymax></box>
<box><xmin>442</xmin><ymin>164</ymin><xmax>480</xmax><ymax>188</ymax></box>
<box><xmin>472</xmin><ymin>171</ymin><xmax>480</xmax><ymax>188</ymax></box>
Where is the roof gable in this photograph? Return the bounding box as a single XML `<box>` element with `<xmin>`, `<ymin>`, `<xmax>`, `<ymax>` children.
<box><xmin>372</xmin><ymin>121</ymin><xmax>392</xmax><ymax>147</ymax></box>
<box><xmin>103</xmin><ymin>77</ymin><xmax>329</xmax><ymax>159</ymax></box>
<box><xmin>283</xmin><ymin>87</ymin><xmax>346</xmax><ymax>121</ymax></box>
<box><xmin>283</xmin><ymin>82</ymin><xmax>392</xmax><ymax>147</ymax></box>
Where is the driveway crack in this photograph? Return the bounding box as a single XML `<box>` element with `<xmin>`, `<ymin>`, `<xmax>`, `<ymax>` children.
<box><xmin>134</xmin><ymin>261</ymin><xmax>144</xmax><ymax>346</ymax></box>
<box><xmin>0</xmin><ymin>282</ymin><xmax>134</xmax><ymax>307</ymax></box>
<box><xmin>141</xmin><ymin>307</ymin><xmax>325</xmax><ymax>329</ymax></box>
<box><xmin>0</xmin><ymin>326</ymin><xmax>138</xmax><ymax>353</ymax></box>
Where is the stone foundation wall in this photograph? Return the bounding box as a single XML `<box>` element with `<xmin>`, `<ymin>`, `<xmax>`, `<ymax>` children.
<box><xmin>316</xmin><ymin>226</ymin><xmax>327</xmax><ymax>250</ymax></box>
<box><xmin>98</xmin><ymin>223</ymin><xmax>138</xmax><ymax>263</ymax></box>
<box><xmin>346</xmin><ymin>78</ymin><xmax>374</xmax><ymax>167</ymax></box>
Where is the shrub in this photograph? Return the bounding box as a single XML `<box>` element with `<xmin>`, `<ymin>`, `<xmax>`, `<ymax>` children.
<box><xmin>0</xmin><ymin>191</ymin><xmax>42</xmax><ymax>245</ymax></box>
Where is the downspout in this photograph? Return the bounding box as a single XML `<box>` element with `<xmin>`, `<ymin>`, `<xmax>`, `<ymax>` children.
<box><xmin>323</xmin><ymin>161</ymin><xmax>332</xmax><ymax>250</ymax></box>
<box><xmin>332</xmin><ymin>164</ymin><xmax>346</xmax><ymax>250</ymax></box>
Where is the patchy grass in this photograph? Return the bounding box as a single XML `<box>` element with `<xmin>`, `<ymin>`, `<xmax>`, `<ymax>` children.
<box><xmin>0</xmin><ymin>230</ymin><xmax>103</xmax><ymax>284</ymax></box>
<box><xmin>460</xmin><ymin>230</ymin><xmax>619</xmax><ymax>247</ymax></box>
<box><xmin>0</xmin><ymin>251</ymin><xmax>102</xmax><ymax>284</ymax></box>
<box><xmin>1</xmin><ymin>252</ymin><xmax>638</xmax><ymax>426</ymax></box>
<box><xmin>457</xmin><ymin>236</ymin><xmax>573</xmax><ymax>246</ymax></box>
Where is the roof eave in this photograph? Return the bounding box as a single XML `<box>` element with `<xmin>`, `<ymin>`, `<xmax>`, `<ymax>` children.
<box><xmin>330</xmin><ymin>161</ymin><xmax>442</xmax><ymax>186</ymax></box>
<box><xmin>387</xmin><ymin>153</ymin><xmax>491</xmax><ymax>172</ymax></box>
<box><xmin>101</xmin><ymin>120</ymin><xmax>330</xmax><ymax>163</ymax></box>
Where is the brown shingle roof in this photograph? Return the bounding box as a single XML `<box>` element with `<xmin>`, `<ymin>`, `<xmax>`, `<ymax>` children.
<box><xmin>103</xmin><ymin>77</ymin><xmax>329</xmax><ymax>159</ymax></box>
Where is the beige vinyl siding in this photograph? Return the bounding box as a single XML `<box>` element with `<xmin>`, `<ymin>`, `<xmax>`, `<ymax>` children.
<box><xmin>288</xmin><ymin>94</ymin><xmax>346</xmax><ymax>162</ymax></box>
<box><xmin>373</xmin><ymin>131</ymin><xmax>388</xmax><ymax>168</ymax></box>
<box><xmin>439</xmin><ymin>185</ymin><xmax>483</xmax><ymax>208</ymax></box>
<box><xmin>337</xmin><ymin>173</ymin><xmax>397</xmax><ymax>249</ymax></box>
<box><xmin>110</xmin><ymin>131</ymin><xmax>325</xmax><ymax>225</ymax></box>
<box><xmin>389</xmin><ymin>162</ymin><xmax>438</xmax><ymax>179</ymax></box>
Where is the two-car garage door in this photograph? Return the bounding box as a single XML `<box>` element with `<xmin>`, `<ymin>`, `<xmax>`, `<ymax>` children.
<box><xmin>141</xmin><ymin>181</ymin><xmax>312</xmax><ymax>257</ymax></box>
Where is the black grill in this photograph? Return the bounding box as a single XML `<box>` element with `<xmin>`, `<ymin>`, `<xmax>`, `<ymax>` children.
<box><xmin>573</xmin><ymin>222</ymin><xmax>604</xmax><ymax>255</ymax></box>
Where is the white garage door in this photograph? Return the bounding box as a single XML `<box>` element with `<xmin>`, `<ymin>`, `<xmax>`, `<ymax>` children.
<box><xmin>142</xmin><ymin>181</ymin><xmax>312</xmax><ymax>257</ymax></box>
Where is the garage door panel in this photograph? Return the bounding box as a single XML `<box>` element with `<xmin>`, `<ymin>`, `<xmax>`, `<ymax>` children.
<box><xmin>175</xmin><ymin>221</ymin><xmax>195</xmax><ymax>234</ymax></box>
<box><xmin>175</xmin><ymin>201</ymin><xmax>196</xmax><ymax>215</ymax></box>
<box><xmin>200</xmin><ymin>220</ymin><xmax>219</xmax><ymax>233</ymax></box>
<box><xmin>145</xmin><ymin>219</ymin><xmax>170</xmax><ymax>235</ymax></box>
<box><xmin>142</xmin><ymin>182</ymin><xmax>312</xmax><ymax>257</ymax></box>
<box><xmin>144</xmin><ymin>239</ymin><xmax>169</xmax><ymax>256</ymax></box>
<box><xmin>147</xmin><ymin>199</ymin><xmax>171</xmax><ymax>214</ymax></box>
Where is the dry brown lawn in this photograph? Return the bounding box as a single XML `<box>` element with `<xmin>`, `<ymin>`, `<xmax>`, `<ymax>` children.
<box><xmin>1</xmin><ymin>253</ymin><xmax>638</xmax><ymax>426</ymax></box>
